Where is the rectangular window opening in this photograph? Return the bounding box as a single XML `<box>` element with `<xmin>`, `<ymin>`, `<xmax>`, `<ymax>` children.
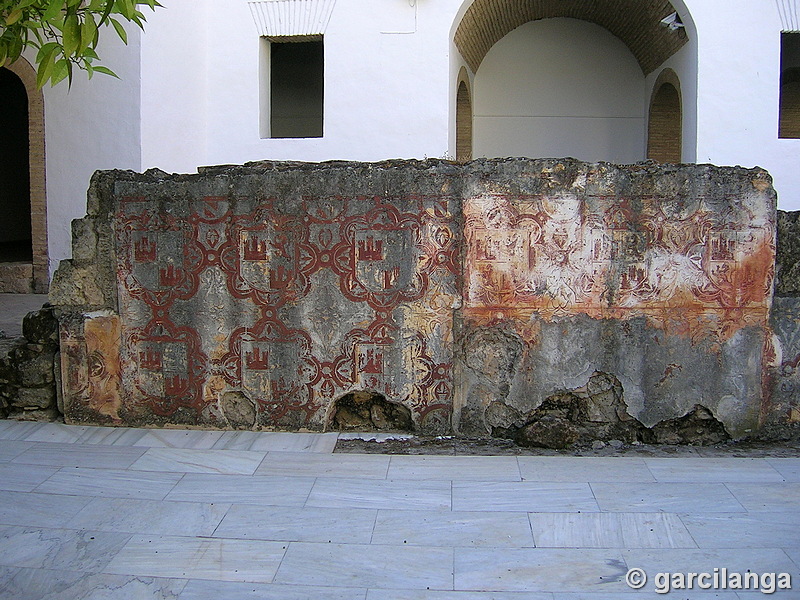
<box><xmin>780</xmin><ymin>32</ymin><xmax>800</xmax><ymax>139</ymax></box>
<box><xmin>261</xmin><ymin>37</ymin><xmax>324</xmax><ymax>139</ymax></box>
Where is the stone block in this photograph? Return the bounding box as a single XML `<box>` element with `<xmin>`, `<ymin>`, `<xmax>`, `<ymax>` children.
<box><xmin>22</xmin><ymin>307</ymin><xmax>59</xmax><ymax>345</ymax></box>
<box><xmin>12</xmin><ymin>386</ymin><xmax>56</xmax><ymax>409</ymax></box>
<box><xmin>18</xmin><ymin>349</ymin><xmax>55</xmax><ymax>387</ymax></box>
<box><xmin>46</xmin><ymin>159</ymin><xmax>779</xmax><ymax>440</ymax></box>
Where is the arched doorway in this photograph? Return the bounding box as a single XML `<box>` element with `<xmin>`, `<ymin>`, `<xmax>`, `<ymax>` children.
<box><xmin>0</xmin><ymin>60</ymin><xmax>48</xmax><ymax>293</ymax></box>
<box><xmin>456</xmin><ymin>75</ymin><xmax>472</xmax><ymax>162</ymax></box>
<box><xmin>452</xmin><ymin>0</ymin><xmax>692</xmax><ymax>163</ymax></box>
<box><xmin>647</xmin><ymin>69</ymin><xmax>682</xmax><ymax>163</ymax></box>
<box><xmin>473</xmin><ymin>18</ymin><xmax>646</xmax><ymax>162</ymax></box>
<box><xmin>0</xmin><ymin>69</ymin><xmax>32</xmax><ymax>262</ymax></box>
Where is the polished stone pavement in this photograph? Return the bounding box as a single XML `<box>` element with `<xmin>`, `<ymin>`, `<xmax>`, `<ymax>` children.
<box><xmin>0</xmin><ymin>421</ymin><xmax>798</xmax><ymax>598</ymax></box>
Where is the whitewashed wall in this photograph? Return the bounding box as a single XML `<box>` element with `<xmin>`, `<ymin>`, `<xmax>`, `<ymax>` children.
<box><xmin>36</xmin><ymin>28</ymin><xmax>142</xmax><ymax>275</ymax></box>
<box><xmin>139</xmin><ymin>0</ymin><xmax>456</xmax><ymax>169</ymax></box>
<box><xmin>687</xmin><ymin>0</ymin><xmax>798</xmax><ymax>207</ymax></box>
<box><xmin>472</xmin><ymin>18</ymin><xmax>647</xmax><ymax>163</ymax></box>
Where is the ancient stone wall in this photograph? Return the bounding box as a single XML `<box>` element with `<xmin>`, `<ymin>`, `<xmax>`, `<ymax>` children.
<box><xmin>765</xmin><ymin>210</ymin><xmax>800</xmax><ymax>428</ymax></box>
<box><xmin>49</xmin><ymin>159</ymin><xmax>779</xmax><ymax>440</ymax></box>
<box><xmin>0</xmin><ymin>308</ymin><xmax>60</xmax><ymax>421</ymax></box>
<box><xmin>456</xmin><ymin>161</ymin><xmax>775</xmax><ymax>441</ymax></box>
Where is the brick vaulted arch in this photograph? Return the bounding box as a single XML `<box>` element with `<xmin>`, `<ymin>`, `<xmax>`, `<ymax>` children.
<box><xmin>647</xmin><ymin>68</ymin><xmax>682</xmax><ymax>163</ymax></box>
<box><xmin>456</xmin><ymin>69</ymin><xmax>473</xmax><ymax>162</ymax></box>
<box><xmin>2</xmin><ymin>58</ymin><xmax>48</xmax><ymax>293</ymax></box>
<box><xmin>454</xmin><ymin>0</ymin><xmax>689</xmax><ymax>76</ymax></box>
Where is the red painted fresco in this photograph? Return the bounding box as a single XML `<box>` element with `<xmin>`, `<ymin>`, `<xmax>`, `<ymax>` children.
<box><xmin>463</xmin><ymin>191</ymin><xmax>774</xmax><ymax>343</ymax></box>
<box><xmin>53</xmin><ymin>161</ymin><xmax>778</xmax><ymax>435</ymax></box>
<box><xmin>110</xmin><ymin>194</ymin><xmax>460</xmax><ymax>430</ymax></box>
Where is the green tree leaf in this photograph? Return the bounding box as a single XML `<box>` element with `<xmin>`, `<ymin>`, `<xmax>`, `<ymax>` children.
<box><xmin>80</xmin><ymin>12</ymin><xmax>98</xmax><ymax>53</ymax></box>
<box><xmin>91</xmin><ymin>64</ymin><xmax>118</xmax><ymax>78</ymax></box>
<box><xmin>5</xmin><ymin>8</ymin><xmax>23</xmax><ymax>26</ymax></box>
<box><xmin>62</xmin><ymin>13</ymin><xmax>80</xmax><ymax>56</ymax></box>
<box><xmin>109</xmin><ymin>17</ymin><xmax>127</xmax><ymax>44</ymax></box>
<box><xmin>42</xmin><ymin>0</ymin><xmax>64</xmax><ymax>23</ymax></box>
<box><xmin>3</xmin><ymin>0</ymin><xmax>161</xmax><ymax>87</ymax></box>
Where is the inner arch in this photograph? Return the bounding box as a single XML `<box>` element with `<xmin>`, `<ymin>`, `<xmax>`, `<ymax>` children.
<box><xmin>454</xmin><ymin>0</ymin><xmax>689</xmax><ymax>75</ymax></box>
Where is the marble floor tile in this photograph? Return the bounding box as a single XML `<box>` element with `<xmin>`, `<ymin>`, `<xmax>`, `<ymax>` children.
<box><xmin>0</xmin><ymin>526</ymin><xmax>130</xmax><ymax>572</ymax></box>
<box><xmin>452</xmin><ymin>481</ymin><xmax>599</xmax><ymax>513</ymax></box>
<box><xmin>454</xmin><ymin>547</ymin><xmax>629</xmax><ymax>592</ymax></box>
<box><xmin>68</xmin><ymin>497</ymin><xmax>230</xmax><ymax>537</ymax></box>
<box><xmin>367</xmin><ymin>592</ymin><xmax>554</xmax><ymax>600</ymax></box>
<box><xmin>274</xmin><ymin>542</ymin><xmax>453</xmax><ymax>589</ymax></box>
<box><xmin>725</xmin><ymin>482</ymin><xmax>800</xmax><ymax>511</ymax></box>
<box><xmin>644</xmin><ymin>458</ymin><xmax>785</xmax><ymax>483</ymax></box>
<box><xmin>104</xmin><ymin>534</ymin><xmax>287</xmax><ymax>583</ymax></box>
<box><xmin>372</xmin><ymin>509</ymin><xmax>534</xmax><ymax>547</ymax></box>
<box><xmin>178</xmin><ymin>580</ymin><xmax>367</xmax><ymax>600</ymax></box>
<box><xmin>247</xmin><ymin>432</ymin><xmax>340</xmax><ymax>453</ymax></box>
<box><xmin>765</xmin><ymin>458</ymin><xmax>800</xmax><ymax>482</ymax></box>
<box><xmin>132</xmin><ymin>429</ymin><xmax>226</xmax><ymax>449</ymax></box>
<box><xmin>12</xmin><ymin>443</ymin><xmax>147</xmax><ymax>469</ymax></box>
<box><xmin>0</xmin><ymin>567</ymin><xmax>187</xmax><ymax>600</ymax></box>
<box><xmin>0</xmin><ymin>463</ymin><xmax>58</xmax><ymax>492</ymax></box>
<box><xmin>529</xmin><ymin>512</ymin><xmax>696</xmax><ymax>548</ymax></box>
<box><xmin>554</xmin><ymin>593</ymin><xmax>733</xmax><ymax>599</ymax></box>
<box><xmin>255</xmin><ymin>452</ymin><xmax>390</xmax><ymax>479</ymax></box>
<box><xmin>166</xmin><ymin>473</ymin><xmax>315</xmax><ymax>506</ymax></box>
<box><xmin>72</xmin><ymin>427</ymin><xmax>148</xmax><ymax>447</ymax></box>
<box><xmin>210</xmin><ymin>431</ymin><xmax>263</xmax><ymax>451</ymax></box>
<box><xmin>306</xmin><ymin>478</ymin><xmax>452</xmax><ymax>510</ymax></box>
<box><xmin>34</xmin><ymin>467</ymin><xmax>182</xmax><ymax>500</ymax></box>
<box><xmin>517</xmin><ymin>457</ymin><xmax>655</xmax><ymax>483</ymax></box>
<box><xmin>0</xmin><ymin>566</ymin><xmax>20</xmax><ymax>594</ymax></box>
<box><xmin>590</xmin><ymin>482</ymin><xmax>746</xmax><ymax>512</ymax></box>
<box><xmin>130</xmin><ymin>447</ymin><xmax>266</xmax><ymax>475</ymax></box>
<box><xmin>0</xmin><ymin>420</ymin><xmax>45</xmax><ymax>441</ymax></box>
<box><xmin>24</xmin><ymin>424</ymin><xmax>92</xmax><ymax>444</ymax></box>
<box><xmin>213</xmin><ymin>505</ymin><xmax>376</xmax><ymax>543</ymax></box>
<box><xmin>782</xmin><ymin>547</ymin><xmax>800</xmax><ymax>569</ymax></box>
<box><xmin>386</xmin><ymin>456</ymin><xmax>522</xmax><ymax>480</ymax></box>
<box><xmin>0</xmin><ymin>440</ymin><xmax>33</xmax><ymax>462</ymax></box>
<box><xmin>0</xmin><ymin>490</ymin><xmax>92</xmax><ymax>528</ymax></box>
<box><xmin>622</xmin><ymin>548</ymin><xmax>798</xmax><ymax>592</ymax></box>
<box><xmin>737</xmin><ymin>592</ymin><xmax>800</xmax><ymax>599</ymax></box>
<box><xmin>680</xmin><ymin>512</ymin><xmax>800</xmax><ymax>548</ymax></box>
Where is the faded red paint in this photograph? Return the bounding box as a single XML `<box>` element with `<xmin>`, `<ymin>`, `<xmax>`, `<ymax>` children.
<box><xmin>61</xmin><ymin>314</ymin><xmax>122</xmax><ymax>423</ymax></box>
<box><xmin>463</xmin><ymin>192</ymin><xmax>774</xmax><ymax>343</ymax></box>
<box><xmin>106</xmin><ymin>195</ymin><xmax>459</xmax><ymax>429</ymax></box>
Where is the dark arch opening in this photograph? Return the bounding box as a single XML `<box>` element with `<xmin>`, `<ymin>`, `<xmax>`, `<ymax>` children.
<box><xmin>0</xmin><ymin>68</ymin><xmax>33</xmax><ymax>263</ymax></box>
<box><xmin>456</xmin><ymin>80</ymin><xmax>472</xmax><ymax>162</ymax></box>
<box><xmin>647</xmin><ymin>80</ymin><xmax>682</xmax><ymax>163</ymax></box>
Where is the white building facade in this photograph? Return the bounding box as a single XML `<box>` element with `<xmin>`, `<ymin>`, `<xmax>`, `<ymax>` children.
<box><xmin>2</xmin><ymin>0</ymin><xmax>799</xmax><ymax>291</ymax></box>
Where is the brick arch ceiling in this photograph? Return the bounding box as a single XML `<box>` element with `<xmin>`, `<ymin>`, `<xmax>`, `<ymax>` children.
<box><xmin>454</xmin><ymin>0</ymin><xmax>689</xmax><ymax>75</ymax></box>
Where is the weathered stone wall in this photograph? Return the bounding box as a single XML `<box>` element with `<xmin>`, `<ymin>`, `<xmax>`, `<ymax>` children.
<box><xmin>764</xmin><ymin>211</ymin><xmax>800</xmax><ymax>428</ymax></box>
<box><xmin>51</xmin><ymin>162</ymin><xmax>461</xmax><ymax>432</ymax></box>
<box><xmin>456</xmin><ymin>161</ymin><xmax>775</xmax><ymax>441</ymax></box>
<box><xmin>0</xmin><ymin>308</ymin><xmax>60</xmax><ymax>421</ymax></box>
<box><xmin>49</xmin><ymin>159</ymin><xmax>779</xmax><ymax>440</ymax></box>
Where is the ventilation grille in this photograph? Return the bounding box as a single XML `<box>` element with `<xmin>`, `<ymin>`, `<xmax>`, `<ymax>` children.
<box><xmin>248</xmin><ymin>0</ymin><xmax>336</xmax><ymax>39</ymax></box>
<box><xmin>777</xmin><ymin>0</ymin><xmax>800</xmax><ymax>32</ymax></box>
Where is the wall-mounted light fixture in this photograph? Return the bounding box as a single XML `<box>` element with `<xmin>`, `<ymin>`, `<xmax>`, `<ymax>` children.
<box><xmin>660</xmin><ymin>12</ymin><xmax>684</xmax><ymax>31</ymax></box>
